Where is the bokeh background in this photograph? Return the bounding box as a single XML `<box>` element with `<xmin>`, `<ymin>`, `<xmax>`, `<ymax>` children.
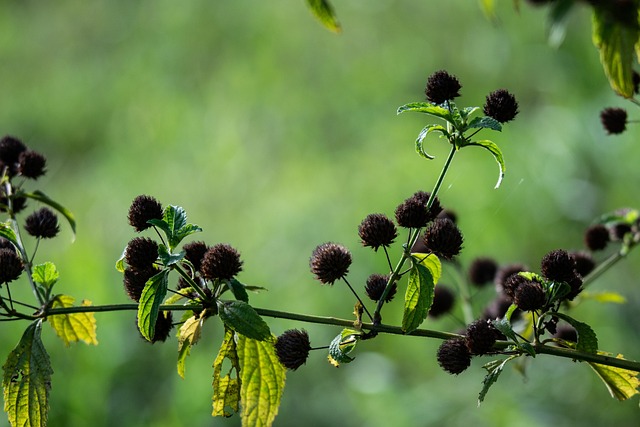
<box><xmin>1</xmin><ymin>1</ymin><xmax>639</xmax><ymax>426</ymax></box>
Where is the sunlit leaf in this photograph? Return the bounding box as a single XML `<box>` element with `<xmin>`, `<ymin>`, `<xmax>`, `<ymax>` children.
<box><xmin>397</xmin><ymin>102</ymin><xmax>454</xmax><ymax>122</ymax></box>
<box><xmin>212</xmin><ymin>328</ymin><xmax>241</xmax><ymax>418</ymax></box>
<box><xmin>22</xmin><ymin>190</ymin><xmax>76</xmax><ymax>237</ymax></box>
<box><xmin>237</xmin><ymin>334</ymin><xmax>286</xmax><ymax>426</ymax></box>
<box><xmin>415</xmin><ymin>124</ymin><xmax>449</xmax><ymax>159</ymax></box>
<box><xmin>157</xmin><ymin>244</ymin><xmax>184</xmax><ymax>267</ymax></box>
<box><xmin>2</xmin><ymin>320</ymin><xmax>52</xmax><ymax>427</ymax></box>
<box><xmin>579</xmin><ymin>291</ymin><xmax>627</xmax><ymax>304</ymax></box>
<box><xmin>553</xmin><ymin>312</ymin><xmax>598</xmax><ymax>354</ymax></box>
<box><xmin>402</xmin><ymin>254</ymin><xmax>442</xmax><ymax>333</ymax></box>
<box><xmin>0</xmin><ymin>221</ymin><xmax>18</xmax><ymax>248</ymax></box>
<box><xmin>177</xmin><ymin>314</ymin><xmax>205</xmax><ymax>379</ymax></box>
<box><xmin>592</xmin><ymin>7</ymin><xmax>639</xmax><ymax>97</ymax></box>
<box><xmin>137</xmin><ymin>270</ymin><xmax>169</xmax><ymax>342</ymax></box>
<box><xmin>463</xmin><ymin>139</ymin><xmax>506</xmax><ymax>188</ymax></box>
<box><xmin>589</xmin><ymin>352</ymin><xmax>640</xmax><ymax>401</ymax></box>
<box><xmin>49</xmin><ymin>295</ymin><xmax>98</xmax><ymax>346</ymax></box>
<box><xmin>306</xmin><ymin>0</ymin><xmax>341</xmax><ymax>33</ymax></box>
<box><xmin>217</xmin><ymin>300</ymin><xmax>271</xmax><ymax>341</ymax></box>
<box><xmin>32</xmin><ymin>262</ymin><xmax>59</xmax><ymax>290</ymax></box>
<box><xmin>467</xmin><ymin>116</ymin><xmax>502</xmax><ymax>132</ymax></box>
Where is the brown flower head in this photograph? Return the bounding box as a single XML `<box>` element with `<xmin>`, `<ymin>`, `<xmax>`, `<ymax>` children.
<box><xmin>18</xmin><ymin>150</ymin><xmax>47</xmax><ymax>179</ymax></box>
<box><xmin>465</xmin><ymin>319</ymin><xmax>497</xmax><ymax>355</ymax></box>
<box><xmin>128</xmin><ymin>195</ymin><xmax>163</xmax><ymax>232</ymax></box>
<box><xmin>425</xmin><ymin>70</ymin><xmax>462</xmax><ymax>105</ymax></box>
<box><xmin>24</xmin><ymin>207</ymin><xmax>59</xmax><ymax>239</ymax></box>
<box><xmin>468</xmin><ymin>257</ymin><xmax>498</xmax><ymax>287</ymax></box>
<box><xmin>514</xmin><ymin>280</ymin><xmax>546</xmax><ymax>311</ymax></box>
<box><xmin>275</xmin><ymin>329</ymin><xmax>312</xmax><ymax>370</ymax></box>
<box><xmin>484</xmin><ymin>89</ymin><xmax>519</xmax><ymax>123</ymax></box>
<box><xmin>395</xmin><ymin>191</ymin><xmax>442</xmax><ymax>229</ymax></box>
<box><xmin>309</xmin><ymin>242</ymin><xmax>351</xmax><ymax>285</ymax></box>
<box><xmin>429</xmin><ymin>285</ymin><xmax>455</xmax><ymax>318</ymax></box>
<box><xmin>183</xmin><ymin>241</ymin><xmax>209</xmax><ymax>273</ymax></box>
<box><xmin>125</xmin><ymin>237</ymin><xmax>158</xmax><ymax>270</ymax></box>
<box><xmin>584</xmin><ymin>224</ymin><xmax>609</xmax><ymax>251</ymax></box>
<box><xmin>365</xmin><ymin>273</ymin><xmax>396</xmax><ymax>303</ymax></box>
<box><xmin>437</xmin><ymin>338</ymin><xmax>471</xmax><ymax>375</ymax></box>
<box><xmin>422</xmin><ymin>218</ymin><xmax>463</xmax><ymax>260</ymax></box>
<box><xmin>358</xmin><ymin>214</ymin><xmax>397</xmax><ymax>251</ymax></box>
<box><xmin>600</xmin><ymin>107</ymin><xmax>627</xmax><ymax>135</ymax></box>
<box><xmin>0</xmin><ymin>248</ymin><xmax>23</xmax><ymax>284</ymax></box>
<box><xmin>200</xmin><ymin>244</ymin><xmax>243</xmax><ymax>281</ymax></box>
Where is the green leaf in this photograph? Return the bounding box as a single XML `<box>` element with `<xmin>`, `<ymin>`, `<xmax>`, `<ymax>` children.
<box><xmin>553</xmin><ymin>312</ymin><xmax>598</xmax><ymax>354</ymax></box>
<box><xmin>306</xmin><ymin>0</ymin><xmax>341</xmax><ymax>33</ymax></box>
<box><xmin>460</xmin><ymin>106</ymin><xmax>480</xmax><ymax>120</ymax></box>
<box><xmin>177</xmin><ymin>314</ymin><xmax>205</xmax><ymax>379</ymax></box>
<box><xmin>467</xmin><ymin>116</ymin><xmax>502</xmax><ymax>132</ymax></box>
<box><xmin>22</xmin><ymin>190</ymin><xmax>76</xmax><ymax>237</ymax></box>
<box><xmin>148</xmin><ymin>206</ymin><xmax>201</xmax><ymax>251</ymax></box>
<box><xmin>157</xmin><ymin>244</ymin><xmax>184</xmax><ymax>267</ymax></box>
<box><xmin>415</xmin><ymin>125</ymin><xmax>449</xmax><ymax>160</ymax></box>
<box><xmin>328</xmin><ymin>328</ymin><xmax>362</xmax><ymax>367</ymax></box>
<box><xmin>137</xmin><ymin>270</ymin><xmax>169</xmax><ymax>342</ymax></box>
<box><xmin>163</xmin><ymin>289</ymin><xmax>192</xmax><ymax>305</ymax></box>
<box><xmin>592</xmin><ymin>7</ymin><xmax>639</xmax><ymax>97</ymax></box>
<box><xmin>32</xmin><ymin>262</ymin><xmax>59</xmax><ymax>290</ymax></box>
<box><xmin>480</xmin><ymin>0</ymin><xmax>497</xmax><ymax>22</ymax></box>
<box><xmin>492</xmin><ymin>307</ymin><xmax>519</xmax><ymax>344</ymax></box>
<box><xmin>397</xmin><ymin>102</ymin><xmax>454</xmax><ymax>122</ymax></box>
<box><xmin>227</xmin><ymin>278</ymin><xmax>249</xmax><ymax>303</ymax></box>
<box><xmin>588</xmin><ymin>353</ymin><xmax>640</xmax><ymax>401</ymax></box>
<box><xmin>173</xmin><ymin>224</ymin><xmax>202</xmax><ymax>249</ymax></box>
<box><xmin>237</xmin><ymin>334</ymin><xmax>286</xmax><ymax>427</ymax></box>
<box><xmin>49</xmin><ymin>295</ymin><xmax>98</xmax><ymax>346</ymax></box>
<box><xmin>217</xmin><ymin>300</ymin><xmax>271</xmax><ymax>341</ymax></box>
<box><xmin>0</xmin><ymin>221</ymin><xmax>18</xmax><ymax>248</ymax></box>
<box><xmin>463</xmin><ymin>139</ymin><xmax>506</xmax><ymax>189</ymax></box>
<box><xmin>478</xmin><ymin>357</ymin><xmax>514</xmax><ymax>405</ymax></box>
<box><xmin>2</xmin><ymin>320</ymin><xmax>53</xmax><ymax>427</ymax></box>
<box><xmin>212</xmin><ymin>328</ymin><xmax>241</xmax><ymax>418</ymax></box>
<box><xmin>115</xmin><ymin>247</ymin><xmax>126</xmax><ymax>273</ymax></box>
<box><xmin>401</xmin><ymin>254</ymin><xmax>442</xmax><ymax>333</ymax></box>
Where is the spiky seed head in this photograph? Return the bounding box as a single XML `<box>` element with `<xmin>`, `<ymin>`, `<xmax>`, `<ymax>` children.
<box><xmin>569</xmin><ymin>251</ymin><xmax>595</xmax><ymax>277</ymax></box>
<box><xmin>422</xmin><ymin>218</ymin><xmax>463</xmax><ymax>260</ymax></box>
<box><xmin>125</xmin><ymin>237</ymin><xmax>158</xmax><ymax>270</ymax></box>
<box><xmin>584</xmin><ymin>224</ymin><xmax>609</xmax><ymax>251</ymax></box>
<box><xmin>465</xmin><ymin>319</ymin><xmax>497</xmax><ymax>355</ymax></box>
<box><xmin>275</xmin><ymin>329</ymin><xmax>312</xmax><ymax>370</ymax></box>
<box><xmin>358</xmin><ymin>214</ymin><xmax>397</xmax><ymax>251</ymax></box>
<box><xmin>200</xmin><ymin>244</ymin><xmax>243</xmax><ymax>281</ymax></box>
<box><xmin>128</xmin><ymin>195</ymin><xmax>163</xmax><ymax>232</ymax></box>
<box><xmin>514</xmin><ymin>281</ymin><xmax>546</xmax><ymax>311</ymax></box>
<box><xmin>18</xmin><ymin>150</ymin><xmax>47</xmax><ymax>179</ymax></box>
<box><xmin>425</xmin><ymin>70</ymin><xmax>462</xmax><ymax>105</ymax></box>
<box><xmin>24</xmin><ymin>207</ymin><xmax>59</xmax><ymax>239</ymax></box>
<box><xmin>0</xmin><ymin>248</ymin><xmax>23</xmax><ymax>284</ymax></box>
<box><xmin>436</xmin><ymin>338</ymin><xmax>471</xmax><ymax>375</ymax></box>
<box><xmin>484</xmin><ymin>89</ymin><xmax>519</xmax><ymax>123</ymax></box>
<box><xmin>365</xmin><ymin>273</ymin><xmax>396</xmax><ymax>302</ymax></box>
<box><xmin>183</xmin><ymin>241</ymin><xmax>209</xmax><ymax>273</ymax></box>
<box><xmin>600</xmin><ymin>107</ymin><xmax>627</xmax><ymax>135</ymax></box>
<box><xmin>309</xmin><ymin>242</ymin><xmax>352</xmax><ymax>285</ymax></box>
<box><xmin>540</xmin><ymin>249</ymin><xmax>577</xmax><ymax>283</ymax></box>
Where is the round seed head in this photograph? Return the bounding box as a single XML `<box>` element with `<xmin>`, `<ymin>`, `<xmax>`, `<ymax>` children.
<box><xmin>150</xmin><ymin>311</ymin><xmax>174</xmax><ymax>343</ymax></box>
<box><xmin>422</xmin><ymin>218</ymin><xmax>463</xmax><ymax>260</ymax></box>
<box><xmin>365</xmin><ymin>273</ymin><xmax>396</xmax><ymax>303</ymax></box>
<box><xmin>275</xmin><ymin>329</ymin><xmax>311</xmax><ymax>370</ymax></box>
<box><xmin>425</xmin><ymin>70</ymin><xmax>462</xmax><ymax>105</ymax></box>
<box><xmin>436</xmin><ymin>338</ymin><xmax>471</xmax><ymax>375</ymax></box>
<box><xmin>309</xmin><ymin>242</ymin><xmax>352</xmax><ymax>285</ymax></box>
<box><xmin>484</xmin><ymin>89</ymin><xmax>519</xmax><ymax>123</ymax></box>
<box><xmin>18</xmin><ymin>150</ymin><xmax>46</xmax><ymax>179</ymax></box>
<box><xmin>540</xmin><ymin>249</ymin><xmax>577</xmax><ymax>283</ymax></box>
<box><xmin>200</xmin><ymin>244</ymin><xmax>243</xmax><ymax>281</ymax></box>
<box><xmin>183</xmin><ymin>241</ymin><xmax>209</xmax><ymax>273</ymax></box>
<box><xmin>128</xmin><ymin>195</ymin><xmax>163</xmax><ymax>232</ymax></box>
<box><xmin>123</xmin><ymin>267</ymin><xmax>157</xmax><ymax>302</ymax></box>
<box><xmin>395</xmin><ymin>191</ymin><xmax>441</xmax><ymax>229</ymax></box>
<box><xmin>125</xmin><ymin>237</ymin><xmax>158</xmax><ymax>270</ymax></box>
<box><xmin>429</xmin><ymin>285</ymin><xmax>455</xmax><ymax>318</ymax></box>
<box><xmin>358</xmin><ymin>214</ymin><xmax>397</xmax><ymax>251</ymax></box>
<box><xmin>0</xmin><ymin>248</ymin><xmax>23</xmax><ymax>284</ymax></box>
<box><xmin>465</xmin><ymin>319</ymin><xmax>497</xmax><ymax>355</ymax></box>
<box><xmin>584</xmin><ymin>224</ymin><xmax>609</xmax><ymax>251</ymax></box>
<box><xmin>24</xmin><ymin>207</ymin><xmax>59</xmax><ymax>239</ymax></box>
<box><xmin>600</xmin><ymin>107</ymin><xmax>627</xmax><ymax>135</ymax></box>
<box><xmin>569</xmin><ymin>251</ymin><xmax>595</xmax><ymax>277</ymax></box>
<box><xmin>514</xmin><ymin>280</ymin><xmax>546</xmax><ymax>311</ymax></box>
<box><xmin>468</xmin><ymin>257</ymin><xmax>498</xmax><ymax>287</ymax></box>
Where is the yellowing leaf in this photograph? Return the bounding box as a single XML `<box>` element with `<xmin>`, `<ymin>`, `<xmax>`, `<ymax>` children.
<box><xmin>212</xmin><ymin>328</ymin><xmax>241</xmax><ymax>418</ymax></box>
<box><xmin>49</xmin><ymin>295</ymin><xmax>98</xmax><ymax>346</ymax></box>
<box><xmin>306</xmin><ymin>0</ymin><xmax>341</xmax><ymax>33</ymax></box>
<box><xmin>3</xmin><ymin>320</ymin><xmax>53</xmax><ymax>427</ymax></box>
<box><xmin>589</xmin><ymin>353</ymin><xmax>640</xmax><ymax>401</ymax></box>
<box><xmin>580</xmin><ymin>291</ymin><xmax>627</xmax><ymax>304</ymax></box>
<box><xmin>177</xmin><ymin>314</ymin><xmax>205</xmax><ymax>379</ymax></box>
<box><xmin>237</xmin><ymin>335</ymin><xmax>286</xmax><ymax>427</ymax></box>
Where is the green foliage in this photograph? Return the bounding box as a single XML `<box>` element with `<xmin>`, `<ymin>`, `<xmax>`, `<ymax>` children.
<box><xmin>0</xmin><ymin>221</ymin><xmax>18</xmax><ymax>248</ymax></box>
<box><xmin>328</xmin><ymin>328</ymin><xmax>362</xmax><ymax>367</ymax></box>
<box><xmin>136</xmin><ymin>270</ymin><xmax>169</xmax><ymax>342</ymax></box>
<box><xmin>592</xmin><ymin>6</ymin><xmax>639</xmax><ymax>98</ymax></box>
<box><xmin>237</xmin><ymin>334</ymin><xmax>286</xmax><ymax>427</ymax></box>
<box><xmin>2</xmin><ymin>320</ymin><xmax>52</xmax><ymax>427</ymax></box>
<box><xmin>402</xmin><ymin>254</ymin><xmax>442</xmax><ymax>333</ymax></box>
<box><xmin>478</xmin><ymin>356</ymin><xmax>519</xmax><ymax>405</ymax></box>
<box><xmin>461</xmin><ymin>140</ymin><xmax>506</xmax><ymax>189</ymax></box>
<box><xmin>49</xmin><ymin>295</ymin><xmax>98</xmax><ymax>346</ymax></box>
<box><xmin>147</xmin><ymin>205</ymin><xmax>202</xmax><ymax>252</ymax></box>
<box><xmin>306</xmin><ymin>0</ymin><xmax>341</xmax><ymax>33</ymax></box>
<box><xmin>157</xmin><ymin>244</ymin><xmax>184</xmax><ymax>267</ymax></box>
<box><xmin>212</xmin><ymin>328</ymin><xmax>241</xmax><ymax>418</ymax></box>
<box><xmin>32</xmin><ymin>263</ymin><xmax>59</xmax><ymax>291</ymax></box>
<box><xmin>217</xmin><ymin>300</ymin><xmax>271</xmax><ymax>341</ymax></box>
<box><xmin>553</xmin><ymin>312</ymin><xmax>599</xmax><ymax>354</ymax></box>
<box><xmin>589</xmin><ymin>353</ymin><xmax>640</xmax><ymax>402</ymax></box>
<box><xmin>227</xmin><ymin>278</ymin><xmax>250</xmax><ymax>303</ymax></box>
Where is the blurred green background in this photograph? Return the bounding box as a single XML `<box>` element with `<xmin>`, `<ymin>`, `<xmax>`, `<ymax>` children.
<box><xmin>1</xmin><ymin>1</ymin><xmax>639</xmax><ymax>426</ymax></box>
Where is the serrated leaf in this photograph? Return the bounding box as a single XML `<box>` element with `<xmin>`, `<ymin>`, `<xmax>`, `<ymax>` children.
<box><xmin>217</xmin><ymin>300</ymin><xmax>271</xmax><ymax>341</ymax></box>
<box><xmin>463</xmin><ymin>140</ymin><xmax>506</xmax><ymax>188</ymax></box>
<box><xmin>32</xmin><ymin>262</ymin><xmax>59</xmax><ymax>290</ymax></box>
<box><xmin>0</xmin><ymin>221</ymin><xmax>18</xmax><ymax>248</ymax></box>
<box><xmin>157</xmin><ymin>244</ymin><xmax>184</xmax><ymax>267</ymax></box>
<box><xmin>328</xmin><ymin>328</ymin><xmax>362</xmax><ymax>367</ymax></box>
<box><xmin>415</xmin><ymin>124</ymin><xmax>449</xmax><ymax>160</ymax></box>
<box><xmin>137</xmin><ymin>270</ymin><xmax>169</xmax><ymax>342</ymax></box>
<box><xmin>22</xmin><ymin>190</ymin><xmax>76</xmax><ymax>237</ymax></box>
<box><xmin>492</xmin><ymin>310</ymin><xmax>519</xmax><ymax>344</ymax></box>
<box><xmin>478</xmin><ymin>358</ymin><xmax>511</xmax><ymax>405</ymax></box>
<box><xmin>579</xmin><ymin>291</ymin><xmax>627</xmax><ymax>304</ymax></box>
<box><xmin>589</xmin><ymin>353</ymin><xmax>640</xmax><ymax>401</ymax></box>
<box><xmin>592</xmin><ymin>7</ymin><xmax>639</xmax><ymax>97</ymax></box>
<box><xmin>2</xmin><ymin>320</ymin><xmax>53</xmax><ymax>427</ymax></box>
<box><xmin>237</xmin><ymin>334</ymin><xmax>286</xmax><ymax>427</ymax></box>
<box><xmin>212</xmin><ymin>328</ymin><xmax>241</xmax><ymax>418</ymax></box>
<box><xmin>397</xmin><ymin>102</ymin><xmax>454</xmax><ymax>122</ymax></box>
<box><xmin>402</xmin><ymin>254</ymin><xmax>441</xmax><ymax>333</ymax></box>
<box><xmin>467</xmin><ymin>116</ymin><xmax>502</xmax><ymax>132</ymax></box>
<box><xmin>460</xmin><ymin>106</ymin><xmax>480</xmax><ymax>120</ymax></box>
<box><xmin>306</xmin><ymin>0</ymin><xmax>341</xmax><ymax>33</ymax></box>
<box><xmin>49</xmin><ymin>295</ymin><xmax>98</xmax><ymax>346</ymax></box>
<box><xmin>553</xmin><ymin>312</ymin><xmax>598</xmax><ymax>354</ymax></box>
<box><xmin>173</xmin><ymin>224</ymin><xmax>202</xmax><ymax>247</ymax></box>
<box><xmin>227</xmin><ymin>278</ymin><xmax>249</xmax><ymax>303</ymax></box>
<box><xmin>177</xmin><ymin>314</ymin><xmax>205</xmax><ymax>379</ymax></box>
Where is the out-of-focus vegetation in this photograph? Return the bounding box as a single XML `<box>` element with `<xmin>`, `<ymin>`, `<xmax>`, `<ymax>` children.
<box><xmin>1</xmin><ymin>1</ymin><xmax>639</xmax><ymax>426</ymax></box>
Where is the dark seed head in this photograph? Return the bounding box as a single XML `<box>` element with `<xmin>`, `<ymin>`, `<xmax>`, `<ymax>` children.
<box><xmin>569</xmin><ymin>251</ymin><xmax>596</xmax><ymax>277</ymax></box>
<box><xmin>502</xmin><ymin>273</ymin><xmax>529</xmax><ymax>301</ymax></box>
<box><xmin>125</xmin><ymin>237</ymin><xmax>158</xmax><ymax>270</ymax></box>
<box><xmin>484</xmin><ymin>89</ymin><xmax>519</xmax><ymax>123</ymax></box>
<box><xmin>429</xmin><ymin>285</ymin><xmax>455</xmax><ymax>318</ymax></box>
<box><xmin>600</xmin><ymin>107</ymin><xmax>627</xmax><ymax>135</ymax></box>
<box><xmin>465</xmin><ymin>319</ymin><xmax>497</xmax><ymax>355</ymax></box>
<box><xmin>358</xmin><ymin>214</ymin><xmax>397</xmax><ymax>251</ymax></box>
<box><xmin>24</xmin><ymin>207</ymin><xmax>59</xmax><ymax>239</ymax></box>
<box><xmin>425</xmin><ymin>70</ymin><xmax>462</xmax><ymax>105</ymax></box>
<box><xmin>436</xmin><ymin>338</ymin><xmax>471</xmax><ymax>375</ymax></box>
<box><xmin>540</xmin><ymin>249</ymin><xmax>577</xmax><ymax>283</ymax></box>
<box><xmin>494</xmin><ymin>263</ymin><xmax>528</xmax><ymax>294</ymax></box>
<box><xmin>514</xmin><ymin>281</ymin><xmax>546</xmax><ymax>311</ymax></box>
<box><xmin>149</xmin><ymin>311</ymin><xmax>174</xmax><ymax>343</ymax></box>
<box><xmin>584</xmin><ymin>224</ymin><xmax>609</xmax><ymax>251</ymax></box>
<box><xmin>365</xmin><ymin>273</ymin><xmax>396</xmax><ymax>303</ymax></box>
<box><xmin>128</xmin><ymin>195</ymin><xmax>163</xmax><ymax>232</ymax></box>
<box><xmin>123</xmin><ymin>267</ymin><xmax>157</xmax><ymax>302</ymax></box>
<box><xmin>0</xmin><ymin>248</ymin><xmax>23</xmax><ymax>284</ymax></box>
<box><xmin>183</xmin><ymin>241</ymin><xmax>209</xmax><ymax>273</ymax></box>
<box><xmin>18</xmin><ymin>151</ymin><xmax>47</xmax><ymax>179</ymax></box>
<box><xmin>468</xmin><ymin>257</ymin><xmax>498</xmax><ymax>287</ymax></box>
<box><xmin>309</xmin><ymin>242</ymin><xmax>351</xmax><ymax>285</ymax></box>
<box><xmin>422</xmin><ymin>218</ymin><xmax>463</xmax><ymax>260</ymax></box>
<box><xmin>437</xmin><ymin>209</ymin><xmax>457</xmax><ymax>224</ymax></box>
<box><xmin>0</xmin><ymin>135</ymin><xmax>27</xmax><ymax>175</ymax></box>
<box><xmin>275</xmin><ymin>329</ymin><xmax>311</xmax><ymax>370</ymax></box>
<box><xmin>395</xmin><ymin>191</ymin><xmax>442</xmax><ymax>229</ymax></box>
<box><xmin>200</xmin><ymin>244</ymin><xmax>243</xmax><ymax>281</ymax></box>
